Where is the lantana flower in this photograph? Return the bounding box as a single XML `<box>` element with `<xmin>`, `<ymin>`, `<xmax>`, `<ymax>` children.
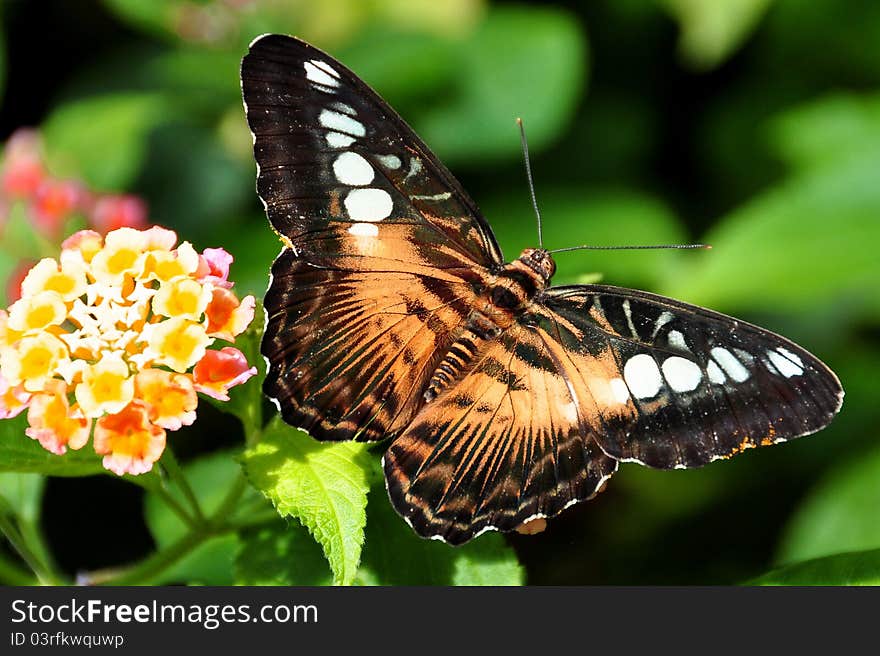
<box><xmin>0</xmin><ymin>226</ymin><xmax>257</xmax><ymax>475</ymax></box>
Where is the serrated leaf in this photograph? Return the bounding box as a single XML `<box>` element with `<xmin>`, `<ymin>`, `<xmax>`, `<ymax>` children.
<box><xmin>235</xmin><ymin>523</ymin><xmax>334</xmax><ymax>586</ymax></box>
<box><xmin>418</xmin><ymin>5</ymin><xmax>586</xmax><ymax>165</ymax></box>
<box><xmin>775</xmin><ymin>446</ymin><xmax>880</xmax><ymax>567</ymax></box>
<box><xmin>234</xmin><ymin>482</ymin><xmax>525</xmax><ymax>586</ymax></box>
<box><xmin>42</xmin><ymin>92</ymin><xmax>171</xmax><ymax>190</ymax></box>
<box><xmin>144</xmin><ymin>450</ymin><xmax>255</xmax><ymax>585</ymax></box>
<box><xmin>749</xmin><ymin>548</ymin><xmax>880</xmax><ymax>586</ymax></box>
<box><xmin>241</xmin><ymin>418</ymin><xmax>372</xmax><ymax>585</ymax></box>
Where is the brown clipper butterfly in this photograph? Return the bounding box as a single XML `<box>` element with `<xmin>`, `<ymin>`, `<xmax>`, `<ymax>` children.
<box><xmin>241</xmin><ymin>34</ymin><xmax>844</xmax><ymax>545</ymax></box>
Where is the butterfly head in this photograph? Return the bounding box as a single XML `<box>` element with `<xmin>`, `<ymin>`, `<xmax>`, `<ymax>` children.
<box><xmin>517</xmin><ymin>248</ymin><xmax>556</xmax><ymax>283</ymax></box>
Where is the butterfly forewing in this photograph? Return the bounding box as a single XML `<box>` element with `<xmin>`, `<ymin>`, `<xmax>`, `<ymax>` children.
<box><xmin>241</xmin><ymin>34</ymin><xmax>503</xmax><ymax>270</ymax></box>
<box><xmin>542</xmin><ymin>285</ymin><xmax>843</xmax><ymax>469</ymax></box>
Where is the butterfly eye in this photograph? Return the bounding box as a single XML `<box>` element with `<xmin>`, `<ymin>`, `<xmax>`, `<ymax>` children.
<box><xmin>491</xmin><ymin>286</ymin><xmax>520</xmax><ymax>310</ymax></box>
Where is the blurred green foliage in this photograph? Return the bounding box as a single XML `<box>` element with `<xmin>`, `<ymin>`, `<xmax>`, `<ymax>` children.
<box><xmin>0</xmin><ymin>0</ymin><xmax>878</xmax><ymax>585</ymax></box>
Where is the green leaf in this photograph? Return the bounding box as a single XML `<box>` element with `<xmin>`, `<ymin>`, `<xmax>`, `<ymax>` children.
<box><xmin>418</xmin><ymin>5</ymin><xmax>586</xmax><ymax>165</ymax></box>
<box><xmin>359</xmin><ymin>480</ymin><xmax>524</xmax><ymax>585</ymax></box>
<box><xmin>768</xmin><ymin>92</ymin><xmax>880</xmax><ymax>173</ymax></box>
<box><xmin>662</xmin><ymin>152</ymin><xmax>880</xmax><ymax>318</ymax></box>
<box><xmin>234</xmin><ymin>481</ymin><xmax>525</xmax><ymax>586</ymax></box>
<box><xmin>42</xmin><ymin>92</ymin><xmax>172</xmax><ymax>190</ymax></box>
<box><xmin>144</xmin><ymin>450</ymin><xmax>253</xmax><ymax>585</ymax></box>
<box><xmin>0</xmin><ymin>413</ymin><xmax>106</xmax><ymax>477</ymax></box>
<box><xmin>775</xmin><ymin>446</ymin><xmax>880</xmax><ymax>567</ymax></box>
<box><xmin>749</xmin><ymin>548</ymin><xmax>880</xmax><ymax>586</ymax></box>
<box><xmin>235</xmin><ymin>522</ymin><xmax>334</xmax><ymax>586</ymax></box>
<box><xmin>241</xmin><ymin>418</ymin><xmax>372</xmax><ymax>585</ymax></box>
<box><xmin>659</xmin><ymin>0</ymin><xmax>772</xmax><ymax>70</ymax></box>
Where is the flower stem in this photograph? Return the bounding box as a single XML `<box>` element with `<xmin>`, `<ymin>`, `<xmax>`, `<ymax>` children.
<box><xmin>0</xmin><ymin>550</ymin><xmax>36</xmax><ymax>585</ymax></box>
<box><xmin>160</xmin><ymin>448</ymin><xmax>206</xmax><ymax>525</ymax></box>
<box><xmin>0</xmin><ymin>514</ymin><xmax>64</xmax><ymax>585</ymax></box>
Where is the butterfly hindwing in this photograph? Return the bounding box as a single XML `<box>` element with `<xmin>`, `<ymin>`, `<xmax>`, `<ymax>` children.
<box><xmin>384</xmin><ymin>321</ymin><xmax>618</xmax><ymax>545</ymax></box>
<box><xmin>263</xmin><ymin>249</ymin><xmax>476</xmax><ymax>441</ymax></box>
<box><xmin>541</xmin><ymin>285</ymin><xmax>844</xmax><ymax>469</ymax></box>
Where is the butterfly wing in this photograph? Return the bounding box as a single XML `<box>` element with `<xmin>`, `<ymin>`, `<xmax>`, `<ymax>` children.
<box><xmin>384</xmin><ymin>321</ymin><xmax>618</xmax><ymax>545</ymax></box>
<box><xmin>242</xmin><ymin>34</ymin><xmax>504</xmax><ymax>441</ymax></box>
<box><xmin>541</xmin><ymin>285</ymin><xmax>844</xmax><ymax>469</ymax></box>
<box><xmin>241</xmin><ymin>34</ymin><xmax>503</xmax><ymax>270</ymax></box>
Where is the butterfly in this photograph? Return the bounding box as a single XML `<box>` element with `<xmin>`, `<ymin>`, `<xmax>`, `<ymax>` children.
<box><xmin>241</xmin><ymin>34</ymin><xmax>844</xmax><ymax>545</ymax></box>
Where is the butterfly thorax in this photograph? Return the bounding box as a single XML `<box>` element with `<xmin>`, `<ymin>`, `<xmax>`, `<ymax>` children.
<box><xmin>424</xmin><ymin>248</ymin><xmax>555</xmax><ymax>402</ymax></box>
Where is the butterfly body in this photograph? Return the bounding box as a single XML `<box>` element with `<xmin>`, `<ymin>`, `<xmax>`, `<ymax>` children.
<box><xmin>242</xmin><ymin>34</ymin><xmax>843</xmax><ymax>545</ymax></box>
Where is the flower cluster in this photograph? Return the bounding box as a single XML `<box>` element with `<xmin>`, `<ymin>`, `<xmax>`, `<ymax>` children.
<box><xmin>0</xmin><ymin>226</ymin><xmax>257</xmax><ymax>475</ymax></box>
<box><xmin>1</xmin><ymin>129</ymin><xmax>149</xmax><ymax>302</ymax></box>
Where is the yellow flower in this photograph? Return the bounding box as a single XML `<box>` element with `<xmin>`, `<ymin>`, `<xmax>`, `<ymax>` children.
<box><xmin>0</xmin><ymin>309</ymin><xmax>23</xmax><ymax>349</ymax></box>
<box><xmin>89</xmin><ymin>227</ymin><xmax>147</xmax><ymax>284</ymax></box>
<box><xmin>25</xmin><ymin>379</ymin><xmax>90</xmax><ymax>455</ymax></box>
<box><xmin>142</xmin><ymin>241</ymin><xmax>200</xmax><ymax>283</ymax></box>
<box><xmin>93</xmin><ymin>401</ymin><xmax>165</xmax><ymax>476</ymax></box>
<box><xmin>20</xmin><ymin>255</ymin><xmax>87</xmax><ymax>301</ymax></box>
<box><xmin>152</xmin><ymin>276</ymin><xmax>212</xmax><ymax>321</ymax></box>
<box><xmin>7</xmin><ymin>290</ymin><xmax>67</xmax><ymax>332</ymax></box>
<box><xmin>75</xmin><ymin>354</ymin><xmax>135</xmax><ymax>417</ymax></box>
<box><xmin>147</xmin><ymin>317</ymin><xmax>212</xmax><ymax>373</ymax></box>
<box><xmin>61</xmin><ymin>230</ymin><xmax>103</xmax><ymax>263</ymax></box>
<box><xmin>0</xmin><ymin>332</ymin><xmax>69</xmax><ymax>392</ymax></box>
<box><xmin>0</xmin><ymin>224</ymin><xmax>255</xmax><ymax>476</ymax></box>
<box><xmin>135</xmin><ymin>368</ymin><xmax>197</xmax><ymax>430</ymax></box>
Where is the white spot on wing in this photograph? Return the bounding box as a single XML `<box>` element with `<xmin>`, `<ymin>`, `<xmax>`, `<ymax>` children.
<box><xmin>310</xmin><ymin>59</ymin><xmax>340</xmax><ymax>79</ymax></box>
<box><xmin>711</xmin><ymin>347</ymin><xmax>750</xmax><ymax>382</ymax></box>
<box><xmin>623</xmin><ymin>354</ymin><xmax>663</xmax><ymax>399</ymax></box>
<box><xmin>651</xmin><ymin>311</ymin><xmax>674</xmax><ymax>338</ymax></box>
<box><xmin>344</xmin><ymin>188</ymin><xmax>393</xmax><ymax>221</ymax></box>
<box><xmin>304</xmin><ymin>61</ymin><xmax>339</xmax><ymax>88</ymax></box>
<box><xmin>661</xmin><ymin>356</ymin><xmax>702</xmax><ymax>392</ymax></box>
<box><xmin>377</xmin><ymin>154</ymin><xmax>402</xmax><ymax>169</ymax></box>
<box><xmin>668</xmin><ymin>330</ymin><xmax>690</xmax><ymax>352</ymax></box>
<box><xmin>326</xmin><ymin>132</ymin><xmax>355</xmax><ymax>148</ymax></box>
<box><xmin>768</xmin><ymin>348</ymin><xmax>804</xmax><ymax>377</ymax></box>
<box><xmin>347</xmin><ymin>222</ymin><xmax>378</xmax><ymax>237</ymax></box>
<box><xmin>333</xmin><ymin>152</ymin><xmax>374</xmax><ymax>185</ymax></box>
<box><xmin>319</xmin><ymin>109</ymin><xmax>365</xmax><ymax>136</ymax></box>
<box><xmin>706</xmin><ymin>360</ymin><xmax>726</xmax><ymax>384</ymax></box>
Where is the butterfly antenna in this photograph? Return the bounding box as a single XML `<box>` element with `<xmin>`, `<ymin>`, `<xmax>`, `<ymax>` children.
<box><xmin>517</xmin><ymin>118</ymin><xmax>544</xmax><ymax>249</ymax></box>
<box><xmin>549</xmin><ymin>243</ymin><xmax>711</xmax><ymax>254</ymax></box>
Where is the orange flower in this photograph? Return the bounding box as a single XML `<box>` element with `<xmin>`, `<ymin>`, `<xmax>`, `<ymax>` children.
<box><xmin>0</xmin><ymin>224</ymin><xmax>256</xmax><ymax>475</ymax></box>
<box><xmin>0</xmin><ymin>371</ymin><xmax>31</xmax><ymax>419</ymax></box>
<box><xmin>93</xmin><ymin>401</ymin><xmax>166</xmax><ymax>476</ymax></box>
<box><xmin>25</xmin><ymin>380</ymin><xmax>90</xmax><ymax>455</ymax></box>
<box><xmin>192</xmin><ymin>347</ymin><xmax>257</xmax><ymax>401</ymax></box>
<box><xmin>135</xmin><ymin>369</ymin><xmax>197</xmax><ymax>430</ymax></box>
<box><xmin>205</xmin><ymin>288</ymin><xmax>256</xmax><ymax>342</ymax></box>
